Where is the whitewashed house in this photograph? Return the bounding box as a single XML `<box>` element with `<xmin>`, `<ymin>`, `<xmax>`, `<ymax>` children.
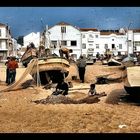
<box><xmin>0</xmin><ymin>23</ymin><xmax>12</xmax><ymax>61</ymax></box>
<box><xmin>81</xmin><ymin>28</ymin><xmax>127</xmax><ymax>57</ymax></box>
<box><xmin>47</xmin><ymin>23</ymin><xmax>140</xmax><ymax>58</ymax></box>
<box><xmin>23</xmin><ymin>32</ymin><xmax>40</xmax><ymax>48</ymax></box>
<box><xmin>47</xmin><ymin>22</ymin><xmax>82</xmax><ymax>60</ymax></box>
<box><xmin>21</xmin><ymin>21</ymin><xmax>140</xmax><ymax>60</ymax></box>
<box><xmin>80</xmin><ymin>28</ymin><xmax>100</xmax><ymax>57</ymax></box>
<box><xmin>128</xmin><ymin>29</ymin><xmax>140</xmax><ymax>54</ymax></box>
<box><xmin>10</xmin><ymin>38</ymin><xmax>22</xmax><ymax>58</ymax></box>
<box><xmin>100</xmin><ymin>30</ymin><xmax>127</xmax><ymax>56</ymax></box>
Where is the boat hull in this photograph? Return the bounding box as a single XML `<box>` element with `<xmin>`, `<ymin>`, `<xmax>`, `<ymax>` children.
<box><xmin>124</xmin><ymin>86</ymin><xmax>140</xmax><ymax>95</ymax></box>
<box><xmin>123</xmin><ymin>66</ymin><xmax>140</xmax><ymax>95</ymax></box>
<box><xmin>108</xmin><ymin>58</ymin><xmax>122</xmax><ymax>66</ymax></box>
<box><xmin>30</xmin><ymin>57</ymin><xmax>70</xmax><ymax>85</ymax></box>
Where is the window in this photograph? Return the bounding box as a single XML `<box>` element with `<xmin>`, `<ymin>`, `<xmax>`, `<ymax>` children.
<box><xmin>87</xmin><ymin>53</ymin><xmax>93</xmax><ymax>57</ymax></box>
<box><xmin>96</xmin><ymin>44</ymin><xmax>99</xmax><ymax>49</ymax></box>
<box><xmin>104</xmin><ymin>44</ymin><xmax>108</xmax><ymax>49</ymax></box>
<box><xmin>89</xmin><ymin>34</ymin><xmax>94</xmax><ymax>38</ymax></box>
<box><xmin>51</xmin><ymin>41</ymin><xmax>57</xmax><ymax>46</ymax></box>
<box><xmin>0</xmin><ymin>29</ymin><xmax>1</xmax><ymax>36</ymax></box>
<box><xmin>134</xmin><ymin>41</ymin><xmax>140</xmax><ymax>46</ymax></box>
<box><xmin>128</xmin><ymin>41</ymin><xmax>131</xmax><ymax>47</ymax></box>
<box><xmin>112</xmin><ymin>44</ymin><xmax>115</xmax><ymax>49</ymax></box>
<box><xmin>71</xmin><ymin>41</ymin><xmax>77</xmax><ymax>46</ymax></box>
<box><xmin>61</xmin><ymin>26</ymin><xmax>66</xmax><ymax>33</ymax></box>
<box><xmin>82</xmin><ymin>35</ymin><xmax>85</xmax><ymax>38</ymax></box>
<box><xmin>95</xmin><ymin>35</ymin><xmax>98</xmax><ymax>38</ymax></box>
<box><xmin>88</xmin><ymin>48</ymin><xmax>94</xmax><ymax>51</ymax></box>
<box><xmin>119</xmin><ymin>44</ymin><xmax>122</xmax><ymax>49</ymax></box>
<box><xmin>89</xmin><ymin>44</ymin><xmax>93</xmax><ymax>46</ymax></box>
<box><xmin>61</xmin><ymin>41</ymin><xmax>67</xmax><ymax>46</ymax></box>
<box><xmin>82</xmin><ymin>43</ymin><xmax>86</xmax><ymax>49</ymax></box>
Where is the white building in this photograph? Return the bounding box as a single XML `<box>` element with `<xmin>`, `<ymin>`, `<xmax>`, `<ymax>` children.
<box><xmin>0</xmin><ymin>23</ymin><xmax>12</xmax><ymax>60</ymax></box>
<box><xmin>45</xmin><ymin>22</ymin><xmax>131</xmax><ymax>59</ymax></box>
<box><xmin>10</xmin><ymin>38</ymin><xmax>22</xmax><ymax>58</ymax></box>
<box><xmin>128</xmin><ymin>29</ymin><xmax>140</xmax><ymax>54</ymax></box>
<box><xmin>80</xmin><ymin>28</ymin><xmax>100</xmax><ymax>57</ymax></box>
<box><xmin>23</xmin><ymin>32</ymin><xmax>40</xmax><ymax>48</ymax></box>
<box><xmin>100</xmin><ymin>30</ymin><xmax>127</xmax><ymax>56</ymax></box>
<box><xmin>22</xmin><ymin>21</ymin><xmax>140</xmax><ymax>60</ymax></box>
<box><xmin>47</xmin><ymin>22</ymin><xmax>82</xmax><ymax>59</ymax></box>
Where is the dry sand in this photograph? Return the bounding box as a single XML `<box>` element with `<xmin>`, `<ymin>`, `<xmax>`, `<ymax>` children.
<box><xmin>0</xmin><ymin>61</ymin><xmax>140</xmax><ymax>133</ymax></box>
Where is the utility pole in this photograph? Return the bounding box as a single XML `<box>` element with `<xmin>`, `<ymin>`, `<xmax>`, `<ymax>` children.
<box><xmin>80</xmin><ymin>33</ymin><xmax>82</xmax><ymax>55</ymax></box>
<box><xmin>127</xmin><ymin>21</ymin><xmax>133</xmax><ymax>57</ymax></box>
<box><xmin>7</xmin><ymin>24</ymin><xmax>10</xmax><ymax>57</ymax></box>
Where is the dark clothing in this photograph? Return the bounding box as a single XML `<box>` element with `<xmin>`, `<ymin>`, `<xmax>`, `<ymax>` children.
<box><xmin>78</xmin><ymin>67</ymin><xmax>86</xmax><ymax>83</ymax></box>
<box><xmin>6</xmin><ymin>68</ymin><xmax>9</xmax><ymax>84</ymax></box>
<box><xmin>52</xmin><ymin>81</ymin><xmax>69</xmax><ymax>96</ymax></box>
<box><xmin>7</xmin><ymin>60</ymin><xmax>18</xmax><ymax>85</ymax></box>
<box><xmin>5</xmin><ymin>60</ymin><xmax>10</xmax><ymax>84</ymax></box>
<box><xmin>77</xmin><ymin>57</ymin><xmax>87</xmax><ymax>83</ymax></box>
<box><xmin>59</xmin><ymin>48</ymin><xmax>70</xmax><ymax>59</ymax></box>
<box><xmin>88</xmin><ymin>84</ymin><xmax>97</xmax><ymax>96</ymax></box>
<box><xmin>8</xmin><ymin>69</ymin><xmax>16</xmax><ymax>85</ymax></box>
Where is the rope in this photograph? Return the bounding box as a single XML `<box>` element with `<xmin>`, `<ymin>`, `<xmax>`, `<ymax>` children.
<box><xmin>36</xmin><ymin>58</ymin><xmax>41</xmax><ymax>87</ymax></box>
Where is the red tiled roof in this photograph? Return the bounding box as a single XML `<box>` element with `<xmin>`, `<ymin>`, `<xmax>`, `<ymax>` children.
<box><xmin>133</xmin><ymin>29</ymin><xmax>140</xmax><ymax>33</ymax></box>
<box><xmin>56</xmin><ymin>22</ymin><xmax>71</xmax><ymax>26</ymax></box>
<box><xmin>80</xmin><ymin>28</ymin><xmax>98</xmax><ymax>31</ymax></box>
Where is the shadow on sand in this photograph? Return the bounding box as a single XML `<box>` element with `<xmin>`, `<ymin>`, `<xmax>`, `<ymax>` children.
<box><xmin>105</xmin><ymin>88</ymin><xmax>140</xmax><ymax>106</ymax></box>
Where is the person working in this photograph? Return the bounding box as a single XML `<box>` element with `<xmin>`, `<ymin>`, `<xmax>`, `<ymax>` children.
<box><xmin>52</xmin><ymin>75</ymin><xmax>69</xmax><ymax>96</ymax></box>
<box><xmin>7</xmin><ymin>56</ymin><xmax>19</xmax><ymax>85</ymax></box>
<box><xmin>88</xmin><ymin>84</ymin><xmax>97</xmax><ymax>96</ymax></box>
<box><xmin>76</xmin><ymin>55</ymin><xmax>87</xmax><ymax>83</ymax></box>
<box><xmin>59</xmin><ymin>47</ymin><xmax>73</xmax><ymax>59</ymax></box>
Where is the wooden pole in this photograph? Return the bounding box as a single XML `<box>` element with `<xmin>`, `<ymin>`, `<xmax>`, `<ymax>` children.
<box><xmin>36</xmin><ymin>58</ymin><xmax>40</xmax><ymax>87</ymax></box>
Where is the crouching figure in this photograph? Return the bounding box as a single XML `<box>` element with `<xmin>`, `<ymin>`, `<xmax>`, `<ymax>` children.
<box><xmin>88</xmin><ymin>83</ymin><xmax>97</xmax><ymax>96</ymax></box>
<box><xmin>52</xmin><ymin>78</ymin><xmax>69</xmax><ymax>96</ymax></box>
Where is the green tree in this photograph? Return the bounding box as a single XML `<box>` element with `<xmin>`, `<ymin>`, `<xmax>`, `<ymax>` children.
<box><xmin>17</xmin><ymin>36</ymin><xmax>24</xmax><ymax>46</ymax></box>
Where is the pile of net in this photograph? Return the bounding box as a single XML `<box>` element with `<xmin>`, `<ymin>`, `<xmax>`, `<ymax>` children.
<box><xmin>33</xmin><ymin>92</ymin><xmax>106</xmax><ymax>104</ymax></box>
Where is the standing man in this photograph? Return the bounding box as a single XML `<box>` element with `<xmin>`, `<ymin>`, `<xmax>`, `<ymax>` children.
<box><xmin>76</xmin><ymin>55</ymin><xmax>87</xmax><ymax>83</ymax></box>
<box><xmin>7</xmin><ymin>56</ymin><xmax>19</xmax><ymax>85</ymax></box>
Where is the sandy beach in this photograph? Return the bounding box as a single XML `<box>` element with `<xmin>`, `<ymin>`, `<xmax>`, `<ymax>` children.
<box><xmin>0</xmin><ymin>61</ymin><xmax>140</xmax><ymax>133</ymax></box>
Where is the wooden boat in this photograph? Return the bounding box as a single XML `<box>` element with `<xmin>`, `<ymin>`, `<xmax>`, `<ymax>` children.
<box><xmin>123</xmin><ymin>66</ymin><xmax>140</xmax><ymax>95</ymax></box>
<box><xmin>102</xmin><ymin>60</ymin><xmax>108</xmax><ymax>65</ymax></box>
<box><xmin>121</xmin><ymin>56</ymin><xmax>135</xmax><ymax>67</ymax></box>
<box><xmin>29</xmin><ymin>57</ymin><xmax>70</xmax><ymax>85</ymax></box>
<box><xmin>113</xmin><ymin>56</ymin><xmax>123</xmax><ymax>62</ymax></box>
<box><xmin>108</xmin><ymin>58</ymin><xmax>122</xmax><ymax>66</ymax></box>
<box><xmin>21</xmin><ymin>48</ymin><xmax>37</xmax><ymax>67</ymax></box>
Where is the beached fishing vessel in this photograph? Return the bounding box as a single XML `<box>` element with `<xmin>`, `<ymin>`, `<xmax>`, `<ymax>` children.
<box><xmin>121</xmin><ymin>56</ymin><xmax>135</xmax><ymax>67</ymax></box>
<box><xmin>108</xmin><ymin>58</ymin><xmax>122</xmax><ymax>66</ymax></box>
<box><xmin>123</xmin><ymin>66</ymin><xmax>140</xmax><ymax>95</ymax></box>
<box><xmin>21</xmin><ymin>44</ymin><xmax>70</xmax><ymax>85</ymax></box>
<box><xmin>29</xmin><ymin>57</ymin><xmax>70</xmax><ymax>85</ymax></box>
<box><xmin>21</xmin><ymin>47</ymin><xmax>37</xmax><ymax>67</ymax></box>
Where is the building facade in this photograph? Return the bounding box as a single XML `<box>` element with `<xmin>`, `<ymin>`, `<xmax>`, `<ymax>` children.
<box><xmin>47</xmin><ymin>22</ymin><xmax>82</xmax><ymax>60</ymax></box>
<box><xmin>0</xmin><ymin>23</ymin><xmax>12</xmax><ymax>61</ymax></box>
<box><xmin>23</xmin><ymin>32</ymin><xmax>40</xmax><ymax>48</ymax></box>
<box><xmin>23</xmin><ymin>22</ymin><xmax>140</xmax><ymax>60</ymax></box>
